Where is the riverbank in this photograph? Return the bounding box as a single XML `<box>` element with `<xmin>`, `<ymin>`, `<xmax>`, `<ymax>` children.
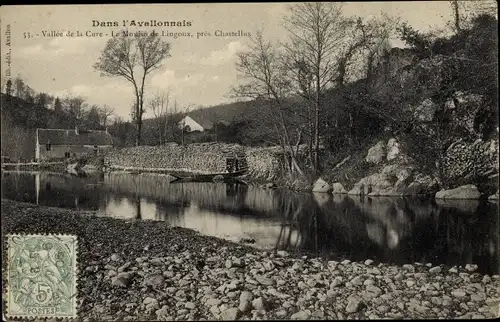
<box><xmin>2</xmin><ymin>199</ymin><xmax>499</xmax><ymax>321</ymax></box>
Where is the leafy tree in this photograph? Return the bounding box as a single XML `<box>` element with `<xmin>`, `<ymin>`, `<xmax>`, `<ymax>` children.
<box><xmin>94</xmin><ymin>30</ymin><xmax>171</xmax><ymax>146</ymax></box>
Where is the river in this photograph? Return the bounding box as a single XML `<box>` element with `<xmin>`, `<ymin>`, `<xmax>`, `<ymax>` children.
<box><xmin>2</xmin><ymin>170</ymin><xmax>499</xmax><ymax>274</ymax></box>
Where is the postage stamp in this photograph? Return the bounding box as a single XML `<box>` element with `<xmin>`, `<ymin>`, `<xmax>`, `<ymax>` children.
<box><xmin>6</xmin><ymin>234</ymin><xmax>78</xmax><ymax>319</ymax></box>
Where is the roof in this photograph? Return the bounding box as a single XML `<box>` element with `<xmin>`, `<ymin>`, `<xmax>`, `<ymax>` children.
<box><xmin>179</xmin><ymin>115</ymin><xmax>214</xmax><ymax>130</ymax></box>
<box><xmin>37</xmin><ymin>128</ymin><xmax>113</xmax><ymax>146</ymax></box>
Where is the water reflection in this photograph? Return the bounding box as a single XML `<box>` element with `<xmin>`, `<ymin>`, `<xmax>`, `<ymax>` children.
<box><xmin>2</xmin><ymin>171</ymin><xmax>499</xmax><ymax>274</ymax></box>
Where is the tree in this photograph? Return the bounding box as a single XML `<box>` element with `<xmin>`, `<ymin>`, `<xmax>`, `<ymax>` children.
<box><xmin>86</xmin><ymin>105</ymin><xmax>101</xmax><ymax>129</ymax></box>
<box><xmin>232</xmin><ymin>31</ymin><xmax>304</xmax><ymax>177</ymax></box>
<box><xmin>98</xmin><ymin>105</ymin><xmax>114</xmax><ymax>128</ymax></box>
<box><xmin>63</xmin><ymin>96</ymin><xmax>86</xmax><ymax>127</ymax></box>
<box><xmin>93</xmin><ymin>30</ymin><xmax>171</xmax><ymax>146</ymax></box>
<box><xmin>148</xmin><ymin>88</ymin><xmax>171</xmax><ymax>145</ymax></box>
<box><xmin>53</xmin><ymin>97</ymin><xmax>63</xmax><ymax>113</ymax></box>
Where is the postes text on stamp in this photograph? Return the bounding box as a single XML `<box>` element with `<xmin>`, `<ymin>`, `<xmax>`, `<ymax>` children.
<box><xmin>6</xmin><ymin>234</ymin><xmax>78</xmax><ymax>318</ymax></box>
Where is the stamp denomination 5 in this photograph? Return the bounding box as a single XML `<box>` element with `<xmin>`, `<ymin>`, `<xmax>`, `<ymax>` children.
<box><xmin>6</xmin><ymin>234</ymin><xmax>78</xmax><ymax>319</ymax></box>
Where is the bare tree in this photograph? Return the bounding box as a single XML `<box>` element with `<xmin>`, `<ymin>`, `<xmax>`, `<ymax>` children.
<box><xmin>98</xmin><ymin>105</ymin><xmax>114</xmax><ymax>128</ymax></box>
<box><xmin>282</xmin><ymin>3</ymin><xmax>352</xmax><ymax>172</ymax></box>
<box><xmin>148</xmin><ymin>88</ymin><xmax>171</xmax><ymax>145</ymax></box>
<box><xmin>232</xmin><ymin>30</ymin><xmax>304</xmax><ymax>177</ymax></box>
<box><xmin>94</xmin><ymin>30</ymin><xmax>171</xmax><ymax>146</ymax></box>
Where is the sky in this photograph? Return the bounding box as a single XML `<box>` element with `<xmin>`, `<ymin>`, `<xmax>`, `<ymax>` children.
<box><xmin>1</xmin><ymin>2</ymin><xmax>461</xmax><ymax>121</ymax></box>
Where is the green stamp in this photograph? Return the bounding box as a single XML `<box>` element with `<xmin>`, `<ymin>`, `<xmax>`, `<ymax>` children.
<box><xmin>6</xmin><ymin>234</ymin><xmax>78</xmax><ymax>319</ymax></box>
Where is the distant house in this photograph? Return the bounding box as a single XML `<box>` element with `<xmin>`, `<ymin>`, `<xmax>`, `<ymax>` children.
<box><xmin>35</xmin><ymin>127</ymin><xmax>113</xmax><ymax>161</ymax></box>
<box><xmin>178</xmin><ymin>115</ymin><xmax>216</xmax><ymax>132</ymax></box>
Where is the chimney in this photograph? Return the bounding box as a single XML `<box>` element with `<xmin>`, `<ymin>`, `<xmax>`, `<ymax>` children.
<box><xmin>75</xmin><ymin>126</ymin><xmax>79</xmax><ymax>135</ymax></box>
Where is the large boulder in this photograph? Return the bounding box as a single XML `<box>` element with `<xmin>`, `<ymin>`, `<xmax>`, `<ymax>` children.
<box><xmin>435</xmin><ymin>184</ymin><xmax>481</xmax><ymax>200</ymax></box>
<box><xmin>348</xmin><ymin>173</ymin><xmax>394</xmax><ymax>196</ymax></box>
<box><xmin>312</xmin><ymin>178</ymin><xmax>331</xmax><ymax>193</ymax></box>
<box><xmin>365</xmin><ymin>140</ymin><xmax>386</xmax><ymax>164</ymax></box>
<box><xmin>386</xmin><ymin>138</ymin><xmax>401</xmax><ymax>161</ymax></box>
<box><xmin>332</xmin><ymin>182</ymin><xmax>347</xmax><ymax>194</ymax></box>
<box><xmin>405</xmin><ymin>173</ymin><xmax>439</xmax><ymax>195</ymax></box>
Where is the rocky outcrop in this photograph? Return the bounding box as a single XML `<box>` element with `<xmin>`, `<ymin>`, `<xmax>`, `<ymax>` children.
<box><xmin>348</xmin><ymin>164</ymin><xmax>439</xmax><ymax>197</ymax></box>
<box><xmin>365</xmin><ymin>141</ymin><xmax>386</xmax><ymax>164</ymax></box>
<box><xmin>488</xmin><ymin>190</ymin><xmax>499</xmax><ymax>200</ymax></box>
<box><xmin>312</xmin><ymin>178</ymin><xmax>331</xmax><ymax>193</ymax></box>
<box><xmin>435</xmin><ymin>185</ymin><xmax>482</xmax><ymax>200</ymax></box>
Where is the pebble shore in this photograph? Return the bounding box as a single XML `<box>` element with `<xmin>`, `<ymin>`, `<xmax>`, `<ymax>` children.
<box><xmin>2</xmin><ymin>199</ymin><xmax>499</xmax><ymax>321</ymax></box>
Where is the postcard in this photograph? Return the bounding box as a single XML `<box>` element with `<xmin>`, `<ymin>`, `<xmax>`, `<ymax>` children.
<box><xmin>1</xmin><ymin>2</ymin><xmax>499</xmax><ymax>321</ymax></box>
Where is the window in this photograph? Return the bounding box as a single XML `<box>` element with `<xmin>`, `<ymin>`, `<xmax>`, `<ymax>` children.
<box><xmin>94</xmin><ymin>145</ymin><xmax>99</xmax><ymax>155</ymax></box>
<box><xmin>64</xmin><ymin>152</ymin><xmax>70</xmax><ymax>158</ymax></box>
<box><xmin>45</xmin><ymin>144</ymin><xmax>51</xmax><ymax>151</ymax></box>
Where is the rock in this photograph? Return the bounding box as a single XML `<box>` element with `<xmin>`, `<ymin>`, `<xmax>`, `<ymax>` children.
<box><xmin>482</xmin><ymin>275</ymin><xmax>492</xmax><ymax>284</ymax></box>
<box><xmin>143</xmin><ymin>274</ymin><xmax>165</xmax><ymax>287</ymax></box>
<box><xmin>312</xmin><ymin>178</ymin><xmax>331</xmax><ymax>193</ymax></box>
<box><xmin>364</xmin><ymin>259</ymin><xmax>374</xmax><ymax>266</ymax></box>
<box><xmin>402</xmin><ymin>264</ymin><xmax>415</xmax><ymax>272</ymax></box>
<box><xmin>332</xmin><ymin>182</ymin><xmax>348</xmax><ymax>194</ymax></box>
<box><xmin>406</xmin><ymin>280</ymin><xmax>416</xmax><ymax>287</ymax></box>
<box><xmin>406</xmin><ymin>173</ymin><xmax>439</xmax><ymax>195</ymax></box>
<box><xmin>205</xmin><ymin>298</ymin><xmax>222</xmax><ymax>306</ymax></box>
<box><xmin>435</xmin><ymin>185</ymin><xmax>481</xmax><ymax>200</ymax></box>
<box><xmin>111</xmin><ymin>276</ymin><xmax>130</xmax><ymax>287</ymax></box>
<box><xmin>276</xmin><ymin>310</ymin><xmax>288</xmax><ymax>318</ymax></box>
<box><xmin>449</xmin><ymin>266</ymin><xmax>458</xmax><ymax>273</ymax></box>
<box><xmin>350</xmin><ymin>276</ymin><xmax>363</xmax><ymax>286</ymax></box>
<box><xmin>185</xmin><ymin>302</ymin><xmax>195</xmax><ymax>310</ymax></box>
<box><xmin>465</xmin><ymin>264</ymin><xmax>478</xmax><ymax>272</ymax></box>
<box><xmin>240</xmin><ymin>291</ymin><xmax>254</xmax><ymax>303</ymax></box>
<box><xmin>252</xmin><ymin>297</ymin><xmax>266</xmax><ymax>311</ymax></box>
<box><xmin>110</xmin><ymin>253</ymin><xmax>121</xmax><ymax>262</ymax></box>
<box><xmin>327</xmin><ymin>290</ymin><xmax>337</xmax><ymax>298</ymax></box>
<box><xmin>291</xmin><ymin>311</ymin><xmax>310</xmax><ymax>320</ymax></box>
<box><xmin>346</xmin><ymin>296</ymin><xmax>363</xmax><ymax>313</ymax></box>
<box><xmin>143</xmin><ymin>297</ymin><xmax>158</xmax><ymax>305</ymax></box>
<box><xmin>366</xmin><ymin>140</ymin><xmax>386</xmax><ymax>164</ymax></box>
<box><xmin>238</xmin><ymin>300</ymin><xmax>251</xmax><ymax>313</ymax></box>
<box><xmin>451</xmin><ymin>289</ymin><xmax>467</xmax><ymax>298</ymax></box>
<box><xmin>225</xmin><ymin>260</ymin><xmax>233</xmax><ymax>269</ymax></box>
<box><xmin>277</xmin><ymin>250</ymin><xmax>289</xmax><ymax>257</ymax></box>
<box><xmin>489</xmin><ymin>190</ymin><xmax>499</xmax><ymax>200</ymax></box>
<box><xmin>429</xmin><ymin>266</ymin><xmax>442</xmax><ymax>274</ymax></box>
<box><xmin>220</xmin><ymin>308</ymin><xmax>240</xmax><ymax>321</ymax></box>
<box><xmin>386</xmin><ymin>138</ymin><xmax>401</xmax><ymax>161</ymax></box>
<box><xmin>255</xmin><ymin>275</ymin><xmax>275</xmax><ymax>286</ymax></box>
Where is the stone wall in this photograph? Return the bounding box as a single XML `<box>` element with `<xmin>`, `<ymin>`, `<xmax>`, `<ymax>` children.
<box><xmin>244</xmin><ymin>147</ymin><xmax>285</xmax><ymax>182</ymax></box>
<box><xmin>105</xmin><ymin>142</ymin><xmax>247</xmax><ymax>174</ymax></box>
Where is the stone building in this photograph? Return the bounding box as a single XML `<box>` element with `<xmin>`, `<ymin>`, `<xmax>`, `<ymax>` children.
<box><xmin>35</xmin><ymin>127</ymin><xmax>113</xmax><ymax>161</ymax></box>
